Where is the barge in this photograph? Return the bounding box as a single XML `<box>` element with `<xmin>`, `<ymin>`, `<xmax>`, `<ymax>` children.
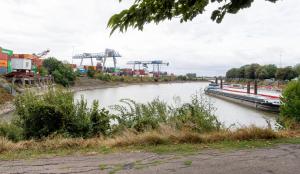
<box><xmin>205</xmin><ymin>83</ymin><xmax>280</xmax><ymax>113</ymax></box>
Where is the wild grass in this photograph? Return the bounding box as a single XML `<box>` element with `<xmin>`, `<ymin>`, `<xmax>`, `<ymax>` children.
<box><xmin>0</xmin><ymin>125</ymin><xmax>292</xmax><ymax>155</ymax></box>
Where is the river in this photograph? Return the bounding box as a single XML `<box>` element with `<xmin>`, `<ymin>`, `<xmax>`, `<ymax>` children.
<box><xmin>75</xmin><ymin>82</ymin><xmax>278</xmax><ymax>128</ymax></box>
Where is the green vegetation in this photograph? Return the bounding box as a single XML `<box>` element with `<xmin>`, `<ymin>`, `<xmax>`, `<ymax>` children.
<box><xmin>279</xmin><ymin>79</ymin><xmax>300</xmax><ymax>129</ymax></box>
<box><xmin>184</xmin><ymin>160</ymin><xmax>192</xmax><ymax>166</ymax></box>
<box><xmin>1</xmin><ymin>88</ymin><xmax>110</xmax><ymax>140</ymax></box>
<box><xmin>108</xmin><ymin>0</ymin><xmax>279</xmax><ymax>34</ymax></box>
<box><xmin>1</xmin><ymin>84</ymin><xmax>300</xmax><ymax>160</ymax></box>
<box><xmin>226</xmin><ymin>63</ymin><xmax>299</xmax><ymax>80</ymax></box>
<box><xmin>111</xmin><ymin>92</ymin><xmax>220</xmax><ymax>133</ymax></box>
<box><xmin>43</xmin><ymin>57</ymin><xmax>76</xmax><ymax>87</ymax></box>
<box><xmin>0</xmin><ymin>87</ymin><xmax>13</xmax><ymax>105</ymax></box>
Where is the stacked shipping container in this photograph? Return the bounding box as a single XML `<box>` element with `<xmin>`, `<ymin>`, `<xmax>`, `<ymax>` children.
<box><xmin>0</xmin><ymin>47</ymin><xmax>11</xmax><ymax>74</ymax></box>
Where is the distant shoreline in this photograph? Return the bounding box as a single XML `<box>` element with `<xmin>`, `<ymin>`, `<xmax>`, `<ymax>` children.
<box><xmin>72</xmin><ymin>79</ymin><xmax>208</xmax><ymax>92</ymax></box>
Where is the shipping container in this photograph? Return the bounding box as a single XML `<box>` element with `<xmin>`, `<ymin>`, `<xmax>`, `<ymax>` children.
<box><xmin>0</xmin><ymin>48</ymin><xmax>13</xmax><ymax>56</ymax></box>
<box><xmin>0</xmin><ymin>47</ymin><xmax>13</xmax><ymax>56</ymax></box>
<box><xmin>11</xmin><ymin>58</ymin><xmax>32</xmax><ymax>70</ymax></box>
<box><xmin>0</xmin><ymin>60</ymin><xmax>8</xmax><ymax>67</ymax></box>
<box><xmin>0</xmin><ymin>67</ymin><xmax>7</xmax><ymax>74</ymax></box>
<box><xmin>0</xmin><ymin>53</ymin><xmax>8</xmax><ymax>60</ymax></box>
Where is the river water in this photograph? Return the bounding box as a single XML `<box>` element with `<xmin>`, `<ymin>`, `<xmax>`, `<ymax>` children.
<box><xmin>75</xmin><ymin>82</ymin><xmax>278</xmax><ymax>128</ymax></box>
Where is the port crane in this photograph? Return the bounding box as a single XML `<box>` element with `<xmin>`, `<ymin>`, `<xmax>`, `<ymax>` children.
<box><xmin>127</xmin><ymin>60</ymin><xmax>169</xmax><ymax>76</ymax></box>
<box><xmin>33</xmin><ymin>49</ymin><xmax>50</xmax><ymax>58</ymax></box>
<box><xmin>72</xmin><ymin>49</ymin><xmax>121</xmax><ymax>69</ymax></box>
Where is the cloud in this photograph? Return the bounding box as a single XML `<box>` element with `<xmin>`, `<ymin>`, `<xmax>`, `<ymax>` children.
<box><xmin>0</xmin><ymin>0</ymin><xmax>299</xmax><ymax>76</ymax></box>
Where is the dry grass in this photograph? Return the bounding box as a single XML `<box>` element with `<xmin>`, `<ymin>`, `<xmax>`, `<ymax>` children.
<box><xmin>0</xmin><ymin>125</ymin><xmax>297</xmax><ymax>154</ymax></box>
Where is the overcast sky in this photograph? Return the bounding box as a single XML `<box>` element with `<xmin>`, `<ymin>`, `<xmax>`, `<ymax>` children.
<box><xmin>0</xmin><ymin>0</ymin><xmax>299</xmax><ymax>76</ymax></box>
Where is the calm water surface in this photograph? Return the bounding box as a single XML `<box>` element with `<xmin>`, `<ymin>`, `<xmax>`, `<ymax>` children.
<box><xmin>75</xmin><ymin>82</ymin><xmax>278</xmax><ymax>128</ymax></box>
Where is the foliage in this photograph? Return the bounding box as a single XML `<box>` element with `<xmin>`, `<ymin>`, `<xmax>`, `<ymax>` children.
<box><xmin>170</xmin><ymin>93</ymin><xmax>221</xmax><ymax>132</ymax></box>
<box><xmin>276</xmin><ymin>66</ymin><xmax>298</xmax><ymax>81</ymax></box>
<box><xmin>225</xmin><ymin>63</ymin><xmax>298</xmax><ymax>81</ymax></box>
<box><xmin>0</xmin><ymin>87</ymin><xmax>13</xmax><ymax>105</ymax></box>
<box><xmin>279</xmin><ymin>80</ymin><xmax>300</xmax><ymax>128</ymax></box>
<box><xmin>256</xmin><ymin>64</ymin><xmax>277</xmax><ymax>79</ymax></box>
<box><xmin>176</xmin><ymin>75</ymin><xmax>188</xmax><ymax>81</ymax></box>
<box><xmin>108</xmin><ymin>0</ymin><xmax>278</xmax><ymax>34</ymax></box>
<box><xmin>12</xmin><ymin>88</ymin><xmax>111</xmax><ymax>139</ymax></box>
<box><xmin>294</xmin><ymin>63</ymin><xmax>300</xmax><ymax>76</ymax></box>
<box><xmin>38</xmin><ymin>66</ymin><xmax>48</xmax><ymax>77</ymax></box>
<box><xmin>43</xmin><ymin>57</ymin><xmax>76</xmax><ymax>87</ymax></box>
<box><xmin>87</xmin><ymin>67</ymin><xmax>96</xmax><ymax>78</ymax></box>
<box><xmin>111</xmin><ymin>92</ymin><xmax>220</xmax><ymax>133</ymax></box>
<box><xmin>0</xmin><ymin>122</ymin><xmax>23</xmax><ymax>142</ymax></box>
<box><xmin>90</xmin><ymin>101</ymin><xmax>111</xmax><ymax>136</ymax></box>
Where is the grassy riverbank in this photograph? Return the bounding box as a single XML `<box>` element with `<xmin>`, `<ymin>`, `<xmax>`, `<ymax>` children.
<box><xmin>1</xmin><ymin>85</ymin><xmax>299</xmax><ymax>161</ymax></box>
<box><xmin>0</xmin><ymin>127</ymin><xmax>300</xmax><ymax>160</ymax></box>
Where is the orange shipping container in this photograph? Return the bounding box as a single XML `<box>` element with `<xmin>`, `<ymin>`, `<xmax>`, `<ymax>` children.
<box><xmin>0</xmin><ymin>60</ymin><xmax>8</xmax><ymax>67</ymax></box>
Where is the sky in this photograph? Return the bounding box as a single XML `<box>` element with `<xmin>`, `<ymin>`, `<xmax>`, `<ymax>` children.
<box><xmin>0</xmin><ymin>0</ymin><xmax>299</xmax><ymax>76</ymax></box>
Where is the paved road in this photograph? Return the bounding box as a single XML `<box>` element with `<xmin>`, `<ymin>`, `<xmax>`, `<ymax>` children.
<box><xmin>1</xmin><ymin>144</ymin><xmax>300</xmax><ymax>174</ymax></box>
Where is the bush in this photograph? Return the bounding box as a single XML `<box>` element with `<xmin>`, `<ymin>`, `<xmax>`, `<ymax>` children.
<box><xmin>43</xmin><ymin>58</ymin><xmax>76</xmax><ymax>87</ymax></box>
<box><xmin>87</xmin><ymin>67</ymin><xmax>96</xmax><ymax>78</ymax></box>
<box><xmin>13</xmin><ymin>88</ymin><xmax>111</xmax><ymax>140</ymax></box>
<box><xmin>0</xmin><ymin>122</ymin><xmax>23</xmax><ymax>142</ymax></box>
<box><xmin>111</xmin><ymin>92</ymin><xmax>221</xmax><ymax>133</ymax></box>
<box><xmin>279</xmin><ymin>80</ymin><xmax>300</xmax><ymax>128</ymax></box>
<box><xmin>90</xmin><ymin>101</ymin><xmax>111</xmax><ymax>136</ymax></box>
<box><xmin>170</xmin><ymin>93</ymin><xmax>221</xmax><ymax>132</ymax></box>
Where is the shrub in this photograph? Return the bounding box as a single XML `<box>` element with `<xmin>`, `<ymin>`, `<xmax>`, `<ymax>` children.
<box><xmin>0</xmin><ymin>122</ymin><xmax>23</xmax><ymax>142</ymax></box>
<box><xmin>170</xmin><ymin>93</ymin><xmax>221</xmax><ymax>133</ymax></box>
<box><xmin>279</xmin><ymin>79</ymin><xmax>300</xmax><ymax>128</ymax></box>
<box><xmin>87</xmin><ymin>67</ymin><xmax>96</xmax><ymax>78</ymax></box>
<box><xmin>111</xmin><ymin>92</ymin><xmax>221</xmax><ymax>133</ymax></box>
<box><xmin>43</xmin><ymin>57</ymin><xmax>76</xmax><ymax>87</ymax></box>
<box><xmin>13</xmin><ymin>88</ymin><xmax>111</xmax><ymax>140</ymax></box>
<box><xmin>90</xmin><ymin>101</ymin><xmax>111</xmax><ymax>136</ymax></box>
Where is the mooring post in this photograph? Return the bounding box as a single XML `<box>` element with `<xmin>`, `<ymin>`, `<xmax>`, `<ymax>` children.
<box><xmin>220</xmin><ymin>78</ymin><xmax>223</xmax><ymax>89</ymax></box>
<box><xmin>254</xmin><ymin>80</ymin><xmax>258</xmax><ymax>95</ymax></box>
<box><xmin>247</xmin><ymin>81</ymin><xmax>251</xmax><ymax>94</ymax></box>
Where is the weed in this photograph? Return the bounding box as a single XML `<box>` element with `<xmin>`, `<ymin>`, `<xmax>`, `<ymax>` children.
<box><xmin>184</xmin><ymin>160</ymin><xmax>192</xmax><ymax>166</ymax></box>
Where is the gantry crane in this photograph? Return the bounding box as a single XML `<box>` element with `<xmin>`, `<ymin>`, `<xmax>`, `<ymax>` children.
<box><xmin>72</xmin><ymin>49</ymin><xmax>121</xmax><ymax>69</ymax></box>
<box><xmin>127</xmin><ymin>60</ymin><xmax>169</xmax><ymax>76</ymax></box>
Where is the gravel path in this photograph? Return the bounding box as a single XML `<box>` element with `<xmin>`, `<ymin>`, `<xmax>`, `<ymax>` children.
<box><xmin>1</xmin><ymin>144</ymin><xmax>299</xmax><ymax>174</ymax></box>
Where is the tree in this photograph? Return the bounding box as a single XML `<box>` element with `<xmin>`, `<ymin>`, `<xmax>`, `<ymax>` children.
<box><xmin>108</xmin><ymin>0</ymin><xmax>279</xmax><ymax>34</ymax></box>
<box><xmin>256</xmin><ymin>64</ymin><xmax>277</xmax><ymax>79</ymax></box>
<box><xmin>244</xmin><ymin>63</ymin><xmax>260</xmax><ymax>79</ymax></box>
<box><xmin>279</xmin><ymin>79</ymin><xmax>300</xmax><ymax>128</ymax></box>
<box><xmin>43</xmin><ymin>58</ymin><xmax>76</xmax><ymax>87</ymax></box>
<box><xmin>276</xmin><ymin>66</ymin><xmax>298</xmax><ymax>81</ymax></box>
<box><xmin>226</xmin><ymin>68</ymin><xmax>239</xmax><ymax>79</ymax></box>
<box><xmin>294</xmin><ymin>63</ymin><xmax>300</xmax><ymax>76</ymax></box>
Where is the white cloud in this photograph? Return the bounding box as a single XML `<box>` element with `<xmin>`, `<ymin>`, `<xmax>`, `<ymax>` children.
<box><xmin>0</xmin><ymin>0</ymin><xmax>299</xmax><ymax>76</ymax></box>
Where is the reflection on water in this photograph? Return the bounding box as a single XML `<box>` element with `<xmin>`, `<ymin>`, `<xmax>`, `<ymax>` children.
<box><xmin>75</xmin><ymin>82</ymin><xmax>278</xmax><ymax>128</ymax></box>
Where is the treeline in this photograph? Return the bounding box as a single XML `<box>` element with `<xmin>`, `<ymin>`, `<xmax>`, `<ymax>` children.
<box><xmin>226</xmin><ymin>63</ymin><xmax>300</xmax><ymax>80</ymax></box>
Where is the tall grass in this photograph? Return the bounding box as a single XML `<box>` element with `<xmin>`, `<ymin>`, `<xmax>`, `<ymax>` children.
<box><xmin>111</xmin><ymin>92</ymin><xmax>221</xmax><ymax>133</ymax></box>
<box><xmin>0</xmin><ymin>125</ymin><xmax>284</xmax><ymax>154</ymax></box>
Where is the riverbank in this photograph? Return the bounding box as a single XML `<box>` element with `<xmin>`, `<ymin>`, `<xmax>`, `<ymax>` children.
<box><xmin>0</xmin><ymin>78</ymin><xmax>207</xmax><ymax>118</ymax></box>
<box><xmin>0</xmin><ymin>126</ymin><xmax>299</xmax><ymax>160</ymax></box>
<box><xmin>72</xmin><ymin>77</ymin><xmax>207</xmax><ymax>92</ymax></box>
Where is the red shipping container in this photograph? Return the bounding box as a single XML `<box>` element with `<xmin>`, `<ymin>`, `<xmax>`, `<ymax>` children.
<box><xmin>0</xmin><ymin>53</ymin><xmax>8</xmax><ymax>60</ymax></box>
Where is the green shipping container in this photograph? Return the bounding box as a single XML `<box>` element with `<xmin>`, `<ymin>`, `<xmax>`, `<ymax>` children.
<box><xmin>7</xmin><ymin>61</ymin><xmax>12</xmax><ymax>73</ymax></box>
<box><xmin>1</xmin><ymin>48</ymin><xmax>13</xmax><ymax>56</ymax></box>
<box><xmin>32</xmin><ymin>65</ymin><xmax>37</xmax><ymax>74</ymax></box>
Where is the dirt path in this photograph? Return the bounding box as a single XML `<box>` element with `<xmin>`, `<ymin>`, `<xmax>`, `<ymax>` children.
<box><xmin>1</xmin><ymin>144</ymin><xmax>299</xmax><ymax>174</ymax></box>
